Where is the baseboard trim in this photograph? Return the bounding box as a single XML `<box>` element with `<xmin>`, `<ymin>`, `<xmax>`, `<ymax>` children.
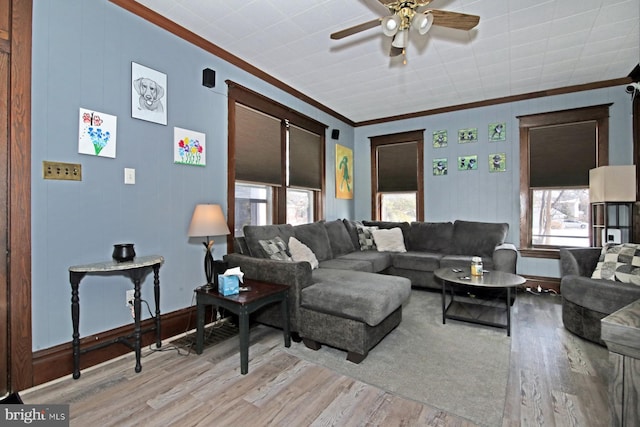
<box><xmin>31</xmin><ymin>305</ymin><xmax>215</xmax><ymax>387</ymax></box>
<box><xmin>520</xmin><ymin>275</ymin><xmax>561</xmax><ymax>294</ymax></box>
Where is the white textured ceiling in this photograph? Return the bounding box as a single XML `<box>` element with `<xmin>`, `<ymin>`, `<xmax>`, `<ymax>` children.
<box><xmin>135</xmin><ymin>0</ymin><xmax>639</xmax><ymax>123</ymax></box>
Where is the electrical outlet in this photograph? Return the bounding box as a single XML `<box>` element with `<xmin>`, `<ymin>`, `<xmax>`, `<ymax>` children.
<box><xmin>126</xmin><ymin>289</ymin><xmax>135</xmax><ymax>307</ymax></box>
<box><xmin>43</xmin><ymin>161</ymin><xmax>82</xmax><ymax>181</ymax></box>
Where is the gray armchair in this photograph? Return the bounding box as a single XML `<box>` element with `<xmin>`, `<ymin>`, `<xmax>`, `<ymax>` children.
<box><xmin>559</xmin><ymin>247</ymin><xmax>640</xmax><ymax>345</ymax></box>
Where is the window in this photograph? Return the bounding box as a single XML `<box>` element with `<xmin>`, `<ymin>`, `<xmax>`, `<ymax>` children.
<box><xmin>234</xmin><ymin>183</ymin><xmax>272</xmax><ymax>236</ymax></box>
<box><xmin>370</xmin><ymin>130</ymin><xmax>424</xmax><ymax>221</ymax></box>
<box><xmin>287</xmin><ymin>188</ymin><xmax>314</xmax><ymax>226</ymax></box>
<box><xmin>228</xmin><ymin>82</ymin><xmax>326</xmax><ymax>236</ymax></box>
<box><xmin>518</xmin><ymin>105</ymin><xmax>610</xmax><ymax>255</ymax></box>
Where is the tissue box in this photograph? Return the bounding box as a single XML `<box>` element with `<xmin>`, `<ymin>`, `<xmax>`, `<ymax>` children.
<box><xmin>218</xmin><ymin>275</ymin><xmax>239</xmax><ymax>296</ymax></box>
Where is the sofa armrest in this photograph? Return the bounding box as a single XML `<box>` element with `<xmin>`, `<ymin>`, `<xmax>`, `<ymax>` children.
<box><xmin>492</xmin><ymin>243</ymin><xmax>517</xmax><ymax>273</ymax></box>
<box><xmin>224</xmin><ymin>253</ymin><xmax>313</xmax><ymax>331</ymax></box>
<box><xmin>559</xmin><ymin>247</ymin><xmax>601</xmax><ymax>277</ymax></box>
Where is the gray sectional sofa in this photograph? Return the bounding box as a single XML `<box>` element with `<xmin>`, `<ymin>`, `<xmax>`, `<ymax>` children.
<box><xmin>560</xmin><ymin>247</ymin><xmax>640</xmax><ymax>345</ymax></box>
<box><xmin>225</xmin><ymin>218</ymin><xmax>517</xmax><ymax>362</ymax></box>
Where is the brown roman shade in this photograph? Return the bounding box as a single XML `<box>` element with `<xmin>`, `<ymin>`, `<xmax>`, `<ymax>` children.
<box><xmin>235</xmin><ymin>104</ymin><xmax>282</xmax><ymax>186</ymax></box>
<box><xmin>377</xmin><ymin>141</ymin><xmax>418</xmax><ymax>192</ymax></box>
<box><xmin>289</xmin><ymin>124</ymin><xmax>322</xmax><ymax>190</ymax></box>
<box><xmin>529</xmin><ymin>121</ymin><xmax>596</xmax><ymax>188</ymax></box>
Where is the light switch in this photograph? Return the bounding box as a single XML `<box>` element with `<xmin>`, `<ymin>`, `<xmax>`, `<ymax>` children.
<box><xmin>124</xmin><ymin>168</ymin><xmax>135</xmax><ymax>185</ymax></box>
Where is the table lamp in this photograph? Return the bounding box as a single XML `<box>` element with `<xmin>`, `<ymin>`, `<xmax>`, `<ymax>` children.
<box><xmin>188</xmin><ymin>204</ymin><xmax>230</xmax><ymax>289</ymax></box>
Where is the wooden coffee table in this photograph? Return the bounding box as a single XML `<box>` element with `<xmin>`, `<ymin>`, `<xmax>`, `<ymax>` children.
<box><xmin>195</xmin><ymin>278</ymin><xmax>290</xmax><ymax>374</ymax></box>
<box><xmin>435</xmin><ymin>267</ymin><xmax>525</xmax><ymax>336</ymax></box>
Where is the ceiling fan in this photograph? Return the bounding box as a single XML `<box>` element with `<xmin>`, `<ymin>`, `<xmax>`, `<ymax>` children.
<box><xmin>330</xmin><ymin>0</ymin><xmax>480</xmax><ymax>63</ymax></box>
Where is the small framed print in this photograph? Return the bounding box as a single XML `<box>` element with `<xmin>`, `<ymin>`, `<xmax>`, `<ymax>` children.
<box><xmin>458</xmin><ymin>128</ymin><xmax>477</xmax><ymax>143</ymax></box>
<box><xmin>433</xmin><ymin>130</ymin><xmax>448</xmax><ymax>148</ymax></box>
<box><xmin>78</xmin><ymin>108</ymin><xmax>117</xmax><ymax>158</ymax></box>
<box><xmin>131</xmin><ymin>62</ymin><xmax>167</xmax><ymax>125</ymax></box>
<box><xmin>489</xmin><ymin>122</ymin><xmax>506</xmax><ymax>141</ymax></box>
<box><xmin>458</xmin><ymin>155</ymin><xmax>478</xmax><ymax>171</ymax></box>
<box><xmin>489</xmin><ymin>153</ymin><xmax>506</xmax><ymax>172</ymax></box>
<box><xmin>433</xmin><ymin>158</ymin><xmax>448</xmax><ymax>176</ymax></box>
<box><xmin>174</xmin><ymin>127</ymin><xmax>206</xmax><ymax>166</ymax></box>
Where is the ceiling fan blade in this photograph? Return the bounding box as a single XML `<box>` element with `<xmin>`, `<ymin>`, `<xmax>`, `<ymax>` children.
<box><xmin>430</xmin><ymin>9</ymin><xmax>480</xmax><ymax>31</ymax></box>
<box><xmin>330</xmin><ymin>18</ymin><xmax>382</xmax><ymax>40</ymax></box>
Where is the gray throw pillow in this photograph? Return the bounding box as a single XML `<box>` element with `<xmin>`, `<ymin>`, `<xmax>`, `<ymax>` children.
<box><xmin>258</xmin><ymin>237</ymin><xmax>292</xmax><ymax>261</ymax></box>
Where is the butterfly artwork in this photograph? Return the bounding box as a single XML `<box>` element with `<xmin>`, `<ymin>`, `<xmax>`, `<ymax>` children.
<box><xmin>78</xmin><ymin>108</ymin><xmax>117</xmax><ymax>158</ymax></box>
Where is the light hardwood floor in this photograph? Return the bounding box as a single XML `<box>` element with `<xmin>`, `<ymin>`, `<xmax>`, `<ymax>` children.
<box><xmin>21</xmin><ymin>290</ymin><xmax>611</xmax><ymax>426</ymax></box>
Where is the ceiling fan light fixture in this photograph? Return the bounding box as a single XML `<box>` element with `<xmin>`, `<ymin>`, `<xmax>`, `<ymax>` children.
<box><xmin>412</xmin><ymin>12</ymin><xmax>433</xmax><ymax>35</ymax></box>
<box><xmin>391</xmin><ymin>29</ymin><xmax>408</xmax><ymax>48</ymax></box>
<box><xmin>381</xmin><ymin>15</ymin><xmax>401</xmax><ymax>36</ymax></box>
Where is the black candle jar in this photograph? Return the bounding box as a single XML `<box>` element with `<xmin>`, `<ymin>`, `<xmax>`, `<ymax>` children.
<box><xmin>112</xmin><ymin>243</ymin><xmax>136</xmax><ymax>262</ymax></box>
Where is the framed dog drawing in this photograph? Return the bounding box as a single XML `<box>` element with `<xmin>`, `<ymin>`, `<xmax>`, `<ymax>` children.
<box><xmin>131</xmin><ymin>62</ymin><xmax>167</xmax><ymax>125</ymax></box>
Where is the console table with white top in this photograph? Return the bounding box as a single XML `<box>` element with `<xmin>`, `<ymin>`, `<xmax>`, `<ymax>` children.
<box><xmin>69</xmin><ymin>255</ymin><xmax>164</xmax><ymax>379</ymax></box>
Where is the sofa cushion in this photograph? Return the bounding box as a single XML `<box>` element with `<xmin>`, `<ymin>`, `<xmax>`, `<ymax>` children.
<box><xmin>393</xmin><ymin>251</ymin><xmax>442</xmax><ymax>272</ymax></box>
<box><xmin>591</xmin><ymin>243</ymin><xmax>640</xmax><ymax>285</ymax></box>
<box><xmin>288</xmin><ymin>236</ymin><xmax>319</xmax><ymax>270</ymax></box>
<box><xmin>302</xmin><ymin>269</ymin><xmax>411</xmax><ymax>326</ymax></box>
<box><xmin>408</xmin><ymin>221</ymin><xmax>453</xmax><ymax>252</ymax></box>
<box><xmin>336</xmin><ymin>251</ymin><xmax>393</xmax><ymax>272</ymax></box>
<box><xmin>342</xmin><ymin>219</ymin><xmax>362</xmax><ymax>250</ymax></box>
<box><xmin>372</xmin><ymin>228</ymin><xmax>407</xmax><ymax>252</ymax></box>
<box><xmin>448</xmin><ymin>220</ymin><xmax>508</xmax><ymax>257</ymax></box>
<box><xmin>363</xmin><ymin>220</ymin><xmax>411</xmax><ymax>248</ymax></box>
<box><xmin>316</xmin><ymin>258</ymin><xmax>373</xmax><ymax>272</ymax></box>
<box><xmin>243</xmin><ymin>224</ymin><xmax>295</xmax><ymax>258</ymax></box>
<box><xmin>440</xmin><ymin>254</ymin><xmax>494</xmax><ymax>270</ymax></box>
<box><xmin>258</xmin><ymin>237</ymin><xmax>292</xmax><ymax>261</ymax></box>
<box><xmin>294</xmin><ymin>221</ymin><xmax>333</xmax><ymax>262</ymax></box>
<box><xmin>325</xmin><ymin>219</ymin><xmax>356</xmax><ymax>257</ymax></box>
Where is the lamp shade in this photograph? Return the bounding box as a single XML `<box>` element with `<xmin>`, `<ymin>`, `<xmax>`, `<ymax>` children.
<box><xmin>412</xmin><ymin>12</ymin><xmax>433</xmax><ymax>35</ymax></box>
<box><xmin>589</xmin><ymin>165</ymin><xmax>637</xmax><ymax>203</ymax></box>
<box><xmin>381</xmin><ymin>15</ymin><xmax>401</xmax><ymax>37</ymax></box>
<box><xmin>391</xmin><ymin>29</ymin><xmax>408</xmax><ymax>48</ymax></box>
<box><xmin>188</xmin><ymin>204</ymin><xmax>230</xmax><ymax>237</ymax></box>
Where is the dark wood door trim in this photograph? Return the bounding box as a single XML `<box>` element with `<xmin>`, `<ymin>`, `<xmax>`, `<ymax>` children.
<box><xmin>6</xmin><ymin>0</ymin><xmax>33</xmax><ymax>392</ymax></box>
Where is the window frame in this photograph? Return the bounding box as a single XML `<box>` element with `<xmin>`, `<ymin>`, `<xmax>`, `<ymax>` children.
<box><xmin>370</xmin><ymin>130</ymin><xmax>425</xmax><ymax>221</ymax></box>
<box><xmin>227</xmin><ymin>81</ymin><xmax>326</xmax><ymax>239</ymax></box>
<box><xmin>518</xmin><ymin>104</ymin><xmax>611</xmax><ymax>258</ymax></box>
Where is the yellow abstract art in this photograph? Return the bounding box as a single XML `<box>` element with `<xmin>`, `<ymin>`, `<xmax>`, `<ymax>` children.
<box><xmin>336</xmin><ymin>144</ymin><xmax>353</xmax><ymax>199</ymax></box>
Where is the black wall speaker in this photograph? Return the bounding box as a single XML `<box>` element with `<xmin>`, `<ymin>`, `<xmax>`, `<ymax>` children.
<box><xmin>202</xmin><ymin>68</ymin><xmax>216</xmax><ymax>88</ymax></box>
<box><xmin>331</xmin><ymin>129</ymin><xmax>340</xmax><ymax>140</ymax></box>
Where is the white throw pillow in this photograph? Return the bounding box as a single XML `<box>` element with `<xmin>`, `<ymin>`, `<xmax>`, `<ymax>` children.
<box><xmin>288</xmin><ymin>236</ymin><xmax>319</xmax><ymax>269</ymax></box>
<box><xmin>372</xmin><ymin>228</ymin><xmax>407</xmax><ymax>252</ymax></box>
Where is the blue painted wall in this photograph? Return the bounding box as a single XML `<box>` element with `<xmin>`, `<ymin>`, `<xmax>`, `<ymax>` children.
<box><xmin>31</xmin><ymin>0</ymin><xmax>634</xmax><ymax>351</ymax></box>
<box><xmin>354</xmin><ymin>87</ymin><xmax>634</xmax><ymax>278</ymax></box>
<box><xmin>31</xmin><ymin>0</ymin><xmax>353</xmax><ymax>350</ymax></box>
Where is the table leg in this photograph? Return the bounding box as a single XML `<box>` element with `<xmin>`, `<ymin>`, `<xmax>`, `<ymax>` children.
<box><xmin>281</xmin><ymin>293</ymin><xmax>291</xmax><ymax>348</ymax></box>
<box><xmin>506</xmin><ymin>287</ymin><xmax>511</xmax><ymax>337</ymax></box>
<box><xmin>153</xmin><ymin>264</ymin><xmax>161</xmax><ymax>348</ymax></box>
<box><xmin>441</xmin><ymin>280</ymin><xmax>447</xmax><ymax>324</ymax></box>
<box><xmin>70</xmin><ymin>271</ymin><xmax>85</xmax><ymax>379</ymax></box>
<box><xmin>132</xmin><ymin>276</ymin><xmax>142</xmax><ymax>373</ymax></box>
<box><xmin>239</xmin><ymin>307</ymin><xmax>249</xmax><ymax>375</ymax></box>
<box><xmin>195</xmin><ymin>297</ymin><xmax>205</xmax><ymax>354</ymax></box>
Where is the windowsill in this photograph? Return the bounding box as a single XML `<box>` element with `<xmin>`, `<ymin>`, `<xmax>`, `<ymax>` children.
<box><xmin>519</xmin><ymin>248</ymin><xmax>560</xmax><ymax>259</ymax></box>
